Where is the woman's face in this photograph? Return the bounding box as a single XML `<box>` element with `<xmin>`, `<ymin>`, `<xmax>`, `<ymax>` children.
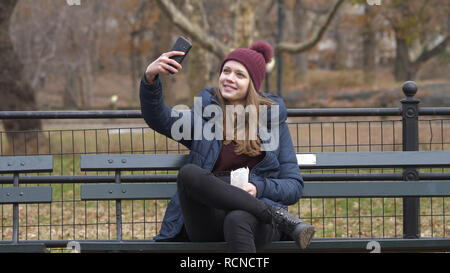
<box><xmin>219</xmin><ymin>60</ymin><xmax>250</xmax><ymax>105</ymax></box>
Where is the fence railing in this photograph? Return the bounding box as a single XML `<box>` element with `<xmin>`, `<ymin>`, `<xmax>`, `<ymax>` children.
<box><xmin>0</xmin><ymin>81</ymin><xmax>449</xmax><ymax>250</ymax></box>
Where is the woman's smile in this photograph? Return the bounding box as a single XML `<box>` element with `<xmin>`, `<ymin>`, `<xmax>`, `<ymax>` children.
<box><xmin>223</xmin><ymin>84</ymin><xmax>237</xmax><ymax>92</ymax></box>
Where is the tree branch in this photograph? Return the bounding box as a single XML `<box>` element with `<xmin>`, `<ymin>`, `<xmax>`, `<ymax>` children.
<box><xmin>296</xmin><ymin>0</ymin><xmax>334</xmax><ymax>15</ymax></box>
<box><xmin>413</xmin><ymin>35</ymin><xmax>450</xmax><ymax>65</ymax></box>
<box><xmin>155</xmin><ymin>0</ymin><xmax>229</xmax><ymax>59</ymax></box>
<box><xmin>275</xmin><ymin>0</ymin><xmax>344</xmax><ymax>54</ymax></box>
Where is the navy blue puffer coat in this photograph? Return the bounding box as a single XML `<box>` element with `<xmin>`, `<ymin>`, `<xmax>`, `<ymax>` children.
<box><xmin>139</xmin><ymin>74</ymin><xmax>304</xmax><ymax>241</ymax></box>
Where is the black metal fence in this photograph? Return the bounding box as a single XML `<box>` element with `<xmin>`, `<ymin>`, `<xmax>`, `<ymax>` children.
<box><xmin>0</xmin><ymin>81</ymin><xmax>449</xmax><ymax>250</ymax></box>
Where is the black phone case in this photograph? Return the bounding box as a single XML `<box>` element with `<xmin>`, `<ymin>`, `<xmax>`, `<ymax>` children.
<box><xmin>168</xmin><ymin>36</ymin><xmax>192</xmax><ymax>74</ymax></box>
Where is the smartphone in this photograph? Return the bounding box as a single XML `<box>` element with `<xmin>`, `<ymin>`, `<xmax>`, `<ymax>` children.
<box><xmin>168</xmin><ymin>36</ymin><xmax>192</xmax><ymax>74</ymax></box>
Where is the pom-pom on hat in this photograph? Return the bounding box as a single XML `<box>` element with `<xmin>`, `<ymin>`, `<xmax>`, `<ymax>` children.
<box><xmin>220</xmin><ymin>40</ymin><xmax>273</xmax><ymax>91</ymax></box>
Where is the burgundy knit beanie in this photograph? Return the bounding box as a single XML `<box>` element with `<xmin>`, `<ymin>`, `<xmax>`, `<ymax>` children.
<box><xmin>220</xmin><ymin>40</ymin><xmax>273</xmax><ymax>91</ymax></box>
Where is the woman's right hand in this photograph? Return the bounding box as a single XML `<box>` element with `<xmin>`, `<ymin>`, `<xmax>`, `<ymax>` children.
<box><xmin>145</xmin><ymin>51</ymin><xmax>185</xmax><ymax>82</ymax></box>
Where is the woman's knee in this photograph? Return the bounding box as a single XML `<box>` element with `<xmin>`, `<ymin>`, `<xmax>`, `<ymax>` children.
<box><xmin>224</xmin><ymin>210</ymin><xmax>257</xmax><ymax>233</ymax></box>
<box><xmin>177</xmin><ymin>164</ymin><xmax>204</xmax><ymax>189</ymax></box>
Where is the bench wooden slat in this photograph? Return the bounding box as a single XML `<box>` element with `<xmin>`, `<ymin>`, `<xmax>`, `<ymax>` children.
<box><xmin>81</xmin><ymin>184</ymin><xmax>175</xmax><ymax>200</ymax></box>
<box><xmin>80</xmin><ymin>154</ymin><xmax>189</xmax><ymax>171</ymax></box>
<box><xmin>0</xmin><ymin>187</ymin><xmax>52</xmax><ymax>204</ymax></box>
<box><xmin>297</xmin><ymin>151</ymin><xmax>450</xmax><ymax>168</ymax></box>
<box><xmin>80</xmin><ymin>181</ymin><xmax>450</xmax><ymax>201</ymax></box>
<box><xmin>80</xmin><ymin>151</ymin><xmax>450</xmax><ymax>172</ymax></box>
<box><xmin>302</xmin><ymin>181</ymin><xmax>450</xmax><ymax>197</ymax></box>
<box><xmin>0</xmin><ymin>155</ymin><xmax>53</xmax><ymax>173</ymax></box>
<box><xmin>0</xmin><ymin>243</ymin><xmax>48</xmax><ymax>253</ymax></box>
<box><xmin>74</xmin><ymin>238</ymin><xmax>450</xmax><ymax>253</ymax></box>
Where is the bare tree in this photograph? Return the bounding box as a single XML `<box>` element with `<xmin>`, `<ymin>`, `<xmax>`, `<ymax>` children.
<box><xmin>383</xmin><ymin>0</ymin><xmax>450</xmax><ymax>81</ymax></box>
<box><xmin>156</xmin><ymin>0</ymin><xmax>343</xmax><ymax>56</ymax></box>
<box><xmin>186</xmin><ymin>0</ymin><xmax>211</xmax><ymax>97</ymax></box>
<box><xmin>0</xmin><ymin>0</ymin><xmax>46</xmax><ymax>155</ymax></box>
<box><xmin>123</xmin><ymin>0</ymin><xmax>153</xmax><ymax>102</ymax></box>
<box><xmin>156</xmin><ymin>0</ymin><xmax>229</xmax><ymax>59</ymax></box>
<box><xmin>10</xmin><ymin>0</ymin><xmax>63</xmax><ymax>91</ymax></box>
<box><xmin>293</xmin><ymin>0</ymin><xmax>309</xmax><ymax>79</ymax></box>
<box><xmin>275</xmin><ymin>0</ymin><xmax>344</xmax><ymax>54</ymax></box>
<box><xmin>154</xmin><ymin>0</ymin><xmax>344</xmax><ymax>96</ymax></box>
<box><xmin>362</xmin><ymin>3</ymin><xmax>376</xmax><ymax>83</ymax></box>
<box><xmin>60</xmin><ymin>1</ymin><xmax>108</xmax><ymax>108</ymax></box>
<box><xmin>12</xmin><ymin>0</ymin><xmax>112</xmax><ymax>109</ymax></box>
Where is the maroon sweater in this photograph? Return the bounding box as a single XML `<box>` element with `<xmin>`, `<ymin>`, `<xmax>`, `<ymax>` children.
<box><xmin>212</xmin><ymin>142</ymin><xmax>265</xmax><ymax>173</ymax></box>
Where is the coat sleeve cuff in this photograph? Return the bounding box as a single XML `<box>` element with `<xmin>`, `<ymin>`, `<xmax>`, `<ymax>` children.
<box><xmin>140</xmin><ymin>73</ymin><xmax>162</xmax><ymax>98</ymax></box>
<box><xmin>249</xmin><ymin>174</ymin><xmax>265</xmax><ymax>199</ymax></box>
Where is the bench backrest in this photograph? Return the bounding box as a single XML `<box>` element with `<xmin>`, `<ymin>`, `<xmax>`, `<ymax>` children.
<box><xmin>0</xmin><ymin>155</ymin><xmax>53</xmax><ymax>243</ymax></box>
<box><xmin>0</xmin><ymin>156</ymin><xmax>53</xmax><ymax>205</ymax></box>
<box><xmin>79</xmin><ymin>151</ymin><xmax>450</xmax><ymax>242</ymax></box>
<box><xmin>80</xmin><ymin>151</ymin><xmax>450</xmax><ymax>200</ymax></box>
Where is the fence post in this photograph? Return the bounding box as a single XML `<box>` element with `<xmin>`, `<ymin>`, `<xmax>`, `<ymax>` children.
<box><xmin>276</xmin><ymin>0</ymin><xmax>284</xmax><ymax>97</ymax></box>
<box><xmin>401</xmin><ymin>81</ymin><xmax>420</xmax><ymax>239</ymax></box>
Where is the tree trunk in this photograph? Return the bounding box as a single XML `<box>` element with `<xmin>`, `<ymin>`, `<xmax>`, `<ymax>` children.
<box><xmin>152</xmin><ymin>6</ymin><xmax>176</xmax><ymax>106</ymax></box>
<box><xmin>83</xmin><ymin>59</ymin><xmax>93</xmax><ymax>107</ymax></box>
<box><xmin>294</xmin><ymin>0</ymin><xmax>308</xmax><ymax>80</ymax></box>
<box><xmin>0</xmin><ymin>0</ymin><xmax>47</xmax><ymax>155</ymax></box>
<box><xmin>332</xmin><ymin>19</ymin><xmax>345</xmax><ymax>70</ymax></box>
<box><xmin>231</xmin><ymin>0</ymin><xmax>257</xmax><ymax>48</ymax></box>
<box><xmin>394</xmin><ymin>36</ymin><xmax>415</xmax><ymax>81</ymax></box>
<box><xmin>362</xmin><ymin>4</ymin><xmax>376</xmax><ymax>83</ymax></box>
<box><xmin>186</xmin><ymin>0</ymin><xmax>210</xmax><ymax>99</ymax></box>
<box><xmin>63</xmin><ymin>64</ymin><xmax>81</xmax><ymax>108</ymax></box>
<box><xmin>130</xmin><ymin>34</ymin><xmax>139</xmax><ymax>102</ymax></box>
<box><xmin>62</xmin><ymin>24</ymin><xmax>93</xmax><ymax>109</ymax></box>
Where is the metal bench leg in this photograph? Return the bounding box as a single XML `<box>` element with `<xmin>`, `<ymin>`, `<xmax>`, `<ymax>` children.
<box><xmin>13</xmin><ymin>173</ymin><xmax>19</xmax><ymax>244</ymax></box>
<box><xmin>115</xmin><ymin>170</ymin><xmax>122</xmax><ymax>241</ymax></box>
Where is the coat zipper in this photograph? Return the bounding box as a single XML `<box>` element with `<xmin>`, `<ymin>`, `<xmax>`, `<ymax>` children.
<box><xmin>209</xmin><ymin>92</ymin><xmax>222</xmax><ymax>171</ymax></box>
<box><xmin>249</xmin><ymin>150</ymin><xmax>269</xmax><ymax>178</ymax></box>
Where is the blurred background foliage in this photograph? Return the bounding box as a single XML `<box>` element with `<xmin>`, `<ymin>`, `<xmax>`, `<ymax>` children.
<box><xmin>0</xmin><ymin>0</ymin><xmax>449</xmax><ymax>114</ymax></box>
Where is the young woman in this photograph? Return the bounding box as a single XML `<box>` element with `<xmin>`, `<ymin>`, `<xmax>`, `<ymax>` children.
<box><xmin>140</xmin><ymin>40</ymin><xmax>315</xmax><ymax>252</ymax></box>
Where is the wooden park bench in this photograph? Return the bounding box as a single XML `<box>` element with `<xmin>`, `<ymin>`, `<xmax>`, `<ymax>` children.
<box><xmin>70</xmin><ymin>151</ymin><xmax>450</xmax><ymax>253</ymax></box>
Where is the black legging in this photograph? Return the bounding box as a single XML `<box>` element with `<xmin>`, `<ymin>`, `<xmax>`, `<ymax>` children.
<box><xmin>177</xmin><ymin>163</ymin><xmax>281</xmax><ymax>253</ymax></box>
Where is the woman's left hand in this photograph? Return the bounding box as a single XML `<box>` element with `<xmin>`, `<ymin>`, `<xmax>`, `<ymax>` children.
<box><xmin>243</xmin><ymin>183</ymin><xmax>257</xmax><ymax>197</ymax></box>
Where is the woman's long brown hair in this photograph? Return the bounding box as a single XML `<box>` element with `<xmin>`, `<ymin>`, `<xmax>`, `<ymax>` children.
<box><xmin>216</xmin><ymin>80</ymin><xmax>274</xmax><ymax>157</ymax></box>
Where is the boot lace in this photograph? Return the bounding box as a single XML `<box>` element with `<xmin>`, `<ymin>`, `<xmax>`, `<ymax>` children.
<box><xmin>274</xmin><ymin>209</ymin><xmax>301</xmax><ymax>234</ymax></box>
